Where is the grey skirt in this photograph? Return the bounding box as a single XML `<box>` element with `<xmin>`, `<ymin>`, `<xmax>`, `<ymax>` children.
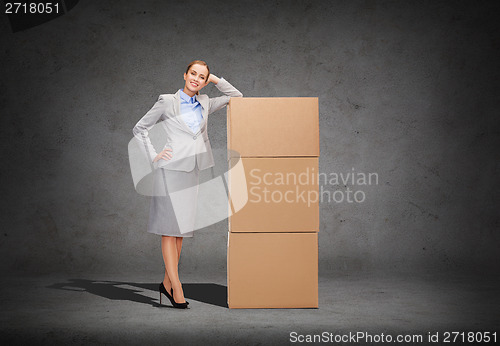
<box><xmin>147</xmin><ymin>162</ymin><xmax>200</xmax><ymax>237</ymax></box>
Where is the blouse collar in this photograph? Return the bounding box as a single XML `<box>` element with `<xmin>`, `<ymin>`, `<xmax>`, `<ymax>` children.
<box><xmin>179</xmin><ymin>89</ymin><xmax>197</xmax><ymax>104</ymax></box>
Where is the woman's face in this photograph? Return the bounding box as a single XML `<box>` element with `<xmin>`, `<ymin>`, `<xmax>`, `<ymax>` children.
<box><xmin>183</xmin><ymin>64</ymin><xmax>209</xmax><ymax>96</ymax></box>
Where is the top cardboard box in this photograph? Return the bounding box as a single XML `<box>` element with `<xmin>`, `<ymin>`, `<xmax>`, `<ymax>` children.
<box><xmin>227</xmin><ymin>97</ymin><xmax>319</xmax><ymax>158</ymax></box>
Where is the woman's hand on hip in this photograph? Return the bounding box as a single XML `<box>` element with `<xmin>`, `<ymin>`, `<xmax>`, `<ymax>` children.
<box><xmin>153</xmin><ymin>148</ymin><xmax>173</xmax><ymax>162</ymax></box>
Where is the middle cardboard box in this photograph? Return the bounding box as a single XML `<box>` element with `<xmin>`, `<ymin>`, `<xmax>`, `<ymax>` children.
<box><xmin>228</xmin><ymin>156</ymin><xmax>319</xmax><ymax>232</ymax></box>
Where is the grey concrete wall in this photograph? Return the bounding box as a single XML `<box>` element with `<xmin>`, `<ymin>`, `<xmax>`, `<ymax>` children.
<box><xmin>1</xmin><ymin>0</ymin><xmax>498</xmax><ymax>277</ymax></box>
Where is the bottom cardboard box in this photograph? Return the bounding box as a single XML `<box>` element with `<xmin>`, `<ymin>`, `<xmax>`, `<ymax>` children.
<box><xmin>227</xmin><ymin>232</ymin><xmax>318</xmax><ymax>308</ymax></box>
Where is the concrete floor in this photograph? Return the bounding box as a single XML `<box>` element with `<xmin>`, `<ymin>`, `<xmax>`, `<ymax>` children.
<box><xmin>1</xmin><ymin>270</ymin><xmax>498</xmax><ymax>345</ymax></box>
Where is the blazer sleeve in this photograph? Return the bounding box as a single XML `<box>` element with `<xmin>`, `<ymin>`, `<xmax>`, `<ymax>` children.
<box><xmin>208</xmin><ymin>77</ymin><xmax>243</xmax><ymax>114</ymax></box>
<box><xmin>132</xmin><ymin>95</ymin><xmax>166</xmax><ymax>163</ymax></box>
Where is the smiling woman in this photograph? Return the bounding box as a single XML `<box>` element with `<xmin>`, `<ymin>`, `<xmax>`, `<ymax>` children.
<box><xmin>183</xmin><ymin>60</ymin><xmax>212</xmax><ymax>96</ymax></box>
<box><xmin>132</xmin><ymin>60</ymin><xmax>243</xmax><ymax>309</ymax></box>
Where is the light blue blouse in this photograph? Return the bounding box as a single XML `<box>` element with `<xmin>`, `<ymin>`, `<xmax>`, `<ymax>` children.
<box><xmin>179</xmin><ymin>89</ymin><xmax>203</xmax><ymax>133</ymax></box>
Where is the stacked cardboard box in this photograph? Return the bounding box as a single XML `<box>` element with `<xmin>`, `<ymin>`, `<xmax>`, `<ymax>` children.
<box><xmin>227</xmin><ymin>97</ymin><xmax>319</xmax><ymax>308</ymax></box>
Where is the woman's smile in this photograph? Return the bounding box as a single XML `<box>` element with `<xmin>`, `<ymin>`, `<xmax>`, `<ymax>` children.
<box><xmin>183</xmin><ymin>63</ymin><xmax>209</xmax><ymax>96</ymax></box>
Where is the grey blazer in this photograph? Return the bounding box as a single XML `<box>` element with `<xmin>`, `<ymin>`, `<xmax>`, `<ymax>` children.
<box><xmin>133</xmin><ymin>78</ymin><xmax>243</xmax><ymax>172</ymax></box>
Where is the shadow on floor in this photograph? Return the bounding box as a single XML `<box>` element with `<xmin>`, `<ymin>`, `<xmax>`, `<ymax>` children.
<box><xmin>46</xmin><ymin>279</ymin><xmax>228</xmax><ymax>308</ymax></box>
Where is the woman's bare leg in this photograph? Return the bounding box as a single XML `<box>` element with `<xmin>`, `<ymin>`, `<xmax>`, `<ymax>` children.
<box><xmin>176</xmin><ymin>236</ymin><xmax>183</xmax><ymax>259</ymax></box>
<box><xmin>161</xmin><ymin>235</ymin><xmax>186</xmax><ymax>303</ymax></box>
<box><xmin>162</xmin><ymin>236</ymin><xmax>183</xmax><ymax>291</ymax></box>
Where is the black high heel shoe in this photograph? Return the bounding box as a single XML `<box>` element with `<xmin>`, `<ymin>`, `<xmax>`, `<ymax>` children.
<box><xmin>171</xmin><ymin>288</ymin><xmax>189</xmax><ymax>305</ymax></box>
<box><xmin>159</xmin><ymin>283</ymin><xmax>188</xmax><ymax>309</ymax></box>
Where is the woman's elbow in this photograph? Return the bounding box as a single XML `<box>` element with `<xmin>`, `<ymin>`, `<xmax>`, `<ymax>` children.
<box><xmin>132</xmin><ymin>126</ymin><xmax>139</xmax><ymax>137</ymax></box>
<box><xmin>132</xmin><ymin>125</ymin><xmax>144</xmax><ymax>138</ymax></box>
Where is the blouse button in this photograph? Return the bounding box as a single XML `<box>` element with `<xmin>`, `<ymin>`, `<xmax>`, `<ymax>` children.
<box><xmin>193</xmin><ymin>135</ymin><xmax>197</xmax><ymax>140</ymax></box>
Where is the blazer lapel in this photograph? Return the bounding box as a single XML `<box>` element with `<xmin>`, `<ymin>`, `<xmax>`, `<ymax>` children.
<box><xmin>196</xmin><ymin>94</ymin><xmax>209</xmax><ymax>121</ymax></box>
<box><xmin>195</xmin><ymin>94</ymin><xmax>208</xmax><ymax>134</ymax></box>
<box><xmin>173</xmin><ymin>90</ymin><xmax>181</xmax><ymax>116</ymax></box>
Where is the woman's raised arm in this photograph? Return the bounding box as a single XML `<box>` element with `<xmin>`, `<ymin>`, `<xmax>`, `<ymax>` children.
<box><xmin>207</xmin><ymin>75</ymin><xmax>243</xmax><ymax>114</ymax></box>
